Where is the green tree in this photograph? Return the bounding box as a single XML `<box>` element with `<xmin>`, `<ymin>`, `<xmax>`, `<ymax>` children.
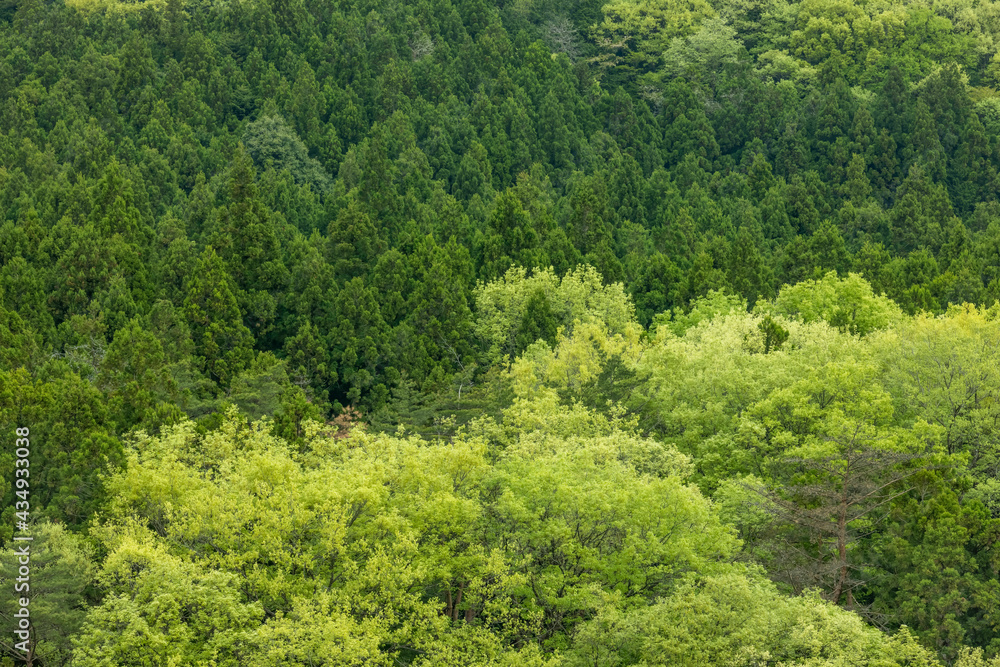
<box><xmin>183</xmin><ymin>248</ymin><xmax>255</xmax><ymax>386</ymax></box>
<box><xmin>0</xmin><ymin>522</ymin><xmax>96</xmax><ymax>667</ymax></box>
<box><xmin>765</xmin><ymin>271</ymin><xmax>902</xmax><ymax>336</ymax></box>
<box><xmin>593</xmin><ymin>0</ymin><xmax>717</xmax><ymax>73</ymax></box>
<box><xmin>478</xmin><ymin>189</ymin><xmax>543</xmax><ymax>281</ymax></box>
<box><xmin>874</xmin><ymin>484</ymin><xmax>1000</xmax><ymax>662</ymax></box>
<box><xmin>567</xmin><ymin>572</ymin><xmax>943</xmax><ymax>666</ymax></box>
<box><xmin>326</xmin><ymin>198</ymin><xmax>386</xmax><ymax>282</ymax></box>
<box><xmin>243</xmin><ymin>115</ymin><xmax>331</xmax><ymax>191</ymax></box>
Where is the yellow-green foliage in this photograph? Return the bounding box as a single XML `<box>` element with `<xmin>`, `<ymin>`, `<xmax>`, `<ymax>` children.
<box><xmin>64</xmin><ymin>0</ymin><xmax>169</xmax><ymax>14</ymax></box>
<box><xmin>765</xmin><ymin>271</ymin><xmax>904</xmax><ymax>336</ymax></box>
<box><xmin>593</xmin><ymin>0</ymin><xmax>717</xmax><ymax>70</ymax></box>
<box><xmin>566</xmin><ymin>572</ymin><xmax>940</xmax><ymax>666</ymax></box>
<box><xmin>76</xmin><ymin>401</ymin><xmax>730</xmax><ymax>664</ymax></box>
<box><xmin>474</xmin><ymin>265</ymin><xmax>637</xmax><ymax>366</ymax></box>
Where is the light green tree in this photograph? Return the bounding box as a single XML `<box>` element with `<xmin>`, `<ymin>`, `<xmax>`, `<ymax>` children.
<box><xmin>592</xmin><ymin>0</ymin><xmax>718</xmax><ymax>72</ymax></box>
<box><xmin>762</xmin><ymin>271</ymin><xmax>903</xmax><ymax>336</ymax></box>
<box><xmin>565</xmin><ymin>571</ymin><xmax>942</xmax><ymax>666</ymax></box>
<box><xmin>474</xmin><ymin>265</ymin><xmax>637</xmax><ymax>367</ymax></box>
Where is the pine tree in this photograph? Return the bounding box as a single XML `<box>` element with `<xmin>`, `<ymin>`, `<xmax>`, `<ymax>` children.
<box><xmin>843</xmin><ymin>153</ymin><xmax>872</xmax><ymax>205</ymax></box>
<box><xmin>775</xmin><ymin>121</ymin><xmax>809</xmax><ymax>179</ymax></box>
<box><xmin>814</xmin><ymin>80</ymin><xmax>856</xmax><ymax>186</ymax></box>
<box><xmin>326</xmin><ymin>198</ymin><xmax>386</xmax><ymax>282</ymax></box>
<box><xmin>537</xmin><ymin>90</ymin><xmax>575</xmax><ymax>174</ymax></box>
<box><xmin>664</xmin><ymin>107</ymin><xmax>720</xmax><ymax>170</ymax></box>
<box><xmin>726</xmin><ymin>226</ymin><xmax>771</xmax><ymax>308</ymax></box>
<box><xmin>0</xmin><ymin>294</ymin><xmax>40</xmax><ymax>372</ymax></box>
<box><xmin>283</xmin><ymin>320</ymin><xmax>335</xmax><ymax>404</ymax></box>
<box><xmin>183</xmin><ymin>247</ymin><xmax>254</xmax><ymax>386</ymax></box>
<box><xmin>87</xmin><ymin>160</ymin><xmax>150</xmax><ymax>244</ymax></box>
<box><xmin>868</xmin><ymin>128</ymin><xmax>900</xmax><ymax>206</ymax></box>
<box><xmin>922</xmin><ymin>63</ymin><xmax>972</xmax><ymax>159</ymax></box>
<box><xmin>784</xmin><ymin>173</ymin><xmax>822</xmax><ymax>235</ymax></box>
<box><xmin>329</xmin><ymin>277</ymin><xmax>390</xmax><ymax>407</ymax></box>
<box><xmin>479</xmin><ymin>189</ymin><xmax>543</xmax><ymax>281</ymax></box>
<box><xmin>874</xmin><ymin>66</ymin><xmax>910</xmax><ymax>150</ymax></box>
<box><xmin>213</xmin><ymin>145</ymin><xmax>289</xmax><ymax>337</ymax></box>
<box><xmin>889</xmin><ymin>164</ymin><xmax>956</xmax><ymax>255</ymax></box>
<box><xmin>747</xmin><ymin>152</ymin><xmax>777</xmax><ymax>203</ymax></box>
<box><xmin>906</xmin><ymin>97</ymin><xmax>947</xmax><ymax>183</ymax></box>
<box><xmin>950</xmin><ymin>112</ymin><xmax>996</xmax><ymax>214</ymax></box>
<box><xmin>453</xmin><ymin>141</ymin><xmax>492</xmax><ymax>201</ymax></box>
<box><xmin>288</xmin><ymin>60</ymin><xmax>324</xmax><ymax>145</ymax></box>
<box><xmin>874</xmin><ymin>487</ymin><xmax>1000</xmax><ymax>663</ymax></box>
<box><xmin>850</xmin><ymin>104</ymin><xmax>877</xmax><ymax>157</ymax></box>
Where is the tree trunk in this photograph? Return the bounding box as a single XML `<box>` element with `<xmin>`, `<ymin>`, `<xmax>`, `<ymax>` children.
<box><xmin>832</xmin><ymin>496</ymin><xmax>848</xmax><ymax>605</ymax></box>
<box><xmin>452</xmin><ymin>584</ymin><xmax>463</xmax><ymax>622</ymax></box>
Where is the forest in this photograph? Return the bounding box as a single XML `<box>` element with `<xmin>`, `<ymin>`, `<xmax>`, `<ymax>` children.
<box><xmin>4</xmin><ymin>0</ymin><xmax>1000</xmax><ymax>662</ymax></box>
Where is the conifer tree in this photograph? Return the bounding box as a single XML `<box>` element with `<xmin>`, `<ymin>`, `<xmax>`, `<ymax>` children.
<box><xmin>183</xmin><ymin>247</ymin><xmax>254</xmax><ymax>386</ymax></box>
<box><xmin>213</xmin><ymin>145</ymin><xmax>289</xmax><ymax>337</ymax></box>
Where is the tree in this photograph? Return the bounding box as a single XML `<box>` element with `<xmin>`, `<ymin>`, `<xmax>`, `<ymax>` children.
<box><xmin>566</xmin><ymin>174</ymin><xmax>622</xmax><ymax>281</ymax></box>
<box><xmin>98</xmin><ymin>317</ymin><xmax>180</xmax><ymax>431</ymax></box>
<box><xmin>874</xmin><ymin>484</ymin><xmax>1000</xmax><ymax>661</ymax></box>
<box><xmin>888</xmin><ymin>164</ymin><xmax>956</xmax><ymax>255</ymax></box>
<box><xmin>478</xmin><ymin>189</ymin><xmax>542</xmax><ymax>281</ymax></box>
<box><xmin>326</xmin><ymin>198</ymin><xmax>385</xmax><ymax>282</ymax></box>
<box><xmin>766</xmin><ymin>271</ymin><xmax>902</xmax><ymax>336</ymax></box>
<box><xmin>868</xmin><ymin>128</ymin><xmax>900</xmax><ymax>206</ymax></box>
<box><xmin>0</xmin><ymin>368</ymin><xmax>122</xmax><ymax>529</ymax></box>
<box><xmin>844</xmin><ymin>153</ymin><xmax>872</xmax><ymax>205</ymax></box>
<box><xmin>0</xmin><ymin>522</ymin><xmax>95</xmax><ymax>667</ymax></box>
<box><xmin>659</xmin><ymin>18</ymin><xmax>745</xmax><ymax>82</ymax></box>
<box><xmin>905</xmin><ymin>97</ymin><xmax>947</xmax><ymax>183</ymax></box>
<box><xmin>851</xmin><ymin>104</ymin><xmax>877</xmax><ymax>157</ymax></box>
<box><xmin>592</xmin><ymin>0</ymin><xmax>717</xmax><ymax>74</ymax></box>
<box><xmin>875</xmin><ymin>66</ymin><xmax>910</xmax><ymax>147</ymax></box>
<box><xmin>473</xmin><ymin>265</ymin><xmax>637</xmax><ymax>367</ymax></box>
<box><xmin>453</xmin><ymin>141</ymin><xmax>492</xmax><ymax>201</ymax></box>
<box><xmin>663</xmin><ymin>109</ymin><xmax>720</xmax><ymax>169</ymax></box>
<box><xmin>480</xmin><ymin>413</ymin><xmax>737</xmax><ymax>648</ymax></box>
<box><xmin>881</xmin><ymin>306</ymin><xmax>1000</xmax><ymax>477</ymax></box>
<box><xmin>950</xmin><ymin>111</ymin><xmax>996</xmax><ymax>214</ymax></box>
<box><xmin>213</xmin><ymin>145</ymin><xmax>290</xmax><ymax>339</ymax></box>
<box><xmin>243</xmin><ymin>115</ymin><xmax>331</xmax><ymax>192</ymax></box>
<box><xmin>726</xmin><ymin>226</ymin><xmax>771</xmax><ymax>309</ymax></box>
<box><xmin>82</xmin><ymin>400</ymin><xmax>723</xmax><ymax>662</ymax></box>
<box><xmin>328</xmin><ymin>277</ymin><xmax>390</xmax><ymax>407</ymax></box>
<box><xmin>0</xmin><ymin>294</ymin><xmax>41</xmax><ymax>372</ymax></box>
<box><xmin>814</xmin><ymin>79</ymin><xmax>856</xmax><ymax>185</ymax></box>
<box><xmin>183</xmin><ymin>247</ymin><xmax>255</xmax><ymax>386</ymax></box>
<box><xmin>283</xmin><ymin>320</ymin><xmax>336</xmax><ymax>404</ymax></box>
<box><xmin>761</xmin><ymin>423</ymin><xmax>932</xmax><ymax>607</ymax></box>
<box><xmin>630</xmin><ymin>252</ymin><xmax>683</xmax><ymax>326</ymax></box>
<box><xmin>70</xmin><ymin>534</ymin><xmax>264</xmax><ymax>667</ymax></box>
<box><xmin>565</xmin><ymin>572</ymin><xmax>943</xmax><ymax>666</ymax></box>
<box><xmin>49</xmin><ymin>220</ymin><xmax>115</xmax><ymax>323</ymax></box>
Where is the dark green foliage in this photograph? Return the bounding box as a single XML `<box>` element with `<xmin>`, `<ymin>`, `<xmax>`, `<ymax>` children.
<box><xmin>183</xmin><ymin>247</ymin><xmax>254</xmax><ymax>386</ymax></box>
<box><xmin>758</xmin><ymin>314</ymin><xmax>789</xmax><ymax>352</ymax></box>
<box><xmin>874</xmin><ymin>483</ymin><xmax>1000</xmax><ymax>661</ymax></box>
<box><xmin>516</xmin><ymin>287</ymin><xmax>559</xmax><ymax>350</ymax></box>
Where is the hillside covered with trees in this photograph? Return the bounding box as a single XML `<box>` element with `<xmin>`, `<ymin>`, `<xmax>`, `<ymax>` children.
<box><xmin>4</xmin><ymin>0</ymin><xmax>1000</xmax><ymax>662</ymax></box>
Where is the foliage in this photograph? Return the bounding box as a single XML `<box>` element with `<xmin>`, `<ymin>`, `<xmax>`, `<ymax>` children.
<box><xmin>1</xmin><ymin>0</ymin><xmax>1000</xmax><ymax>660</ymax></box>
<box><xmin>764</xmin><ymin>271</ymin><xmax>904</xmax><ymax>336</ymax></box>
<box><xmin>565</xmin><ymin>572</ymin><xmax>942</xmax><ymax>666</ymax></box>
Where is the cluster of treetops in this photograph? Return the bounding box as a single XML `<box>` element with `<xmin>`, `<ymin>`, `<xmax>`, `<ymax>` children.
<box><xmin>4</xmin><ymin>0</ymin><xmax>1000</xmax><ymax>662</ymax></box>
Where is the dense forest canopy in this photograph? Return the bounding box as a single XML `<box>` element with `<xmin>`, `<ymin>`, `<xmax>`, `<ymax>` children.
<box><xmin>4</xmin><ymin>0</ymin><xmax>1000</xmax><ymax>662</ymax></box>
